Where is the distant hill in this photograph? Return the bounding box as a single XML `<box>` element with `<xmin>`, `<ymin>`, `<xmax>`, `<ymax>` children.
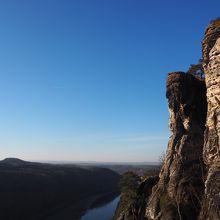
<box><xmin>0</xmin><ymin>157</ymin><xmax>36</xmax><ymax>166</ymax></box>
<box><xmin>0</xmin><ymin>158</ymin><xmax>120</xmax><ymax>220</ymax></box>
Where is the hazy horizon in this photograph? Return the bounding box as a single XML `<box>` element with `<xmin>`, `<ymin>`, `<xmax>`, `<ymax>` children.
<box><xmin>0</xmin><ymin>157</ymin><xmax>160</xmax><ymax>164</ymax></box>
<box><xmin>1</xmin><ymin>0</ymin><xmax>220</xmax><ymax>162</ymax></box>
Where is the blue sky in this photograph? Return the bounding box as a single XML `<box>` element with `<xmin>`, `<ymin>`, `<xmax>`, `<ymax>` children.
<box><xmin>0</xmin><ymin>0</ymin><xmax>220</xmax><ymax>162</ymax></box>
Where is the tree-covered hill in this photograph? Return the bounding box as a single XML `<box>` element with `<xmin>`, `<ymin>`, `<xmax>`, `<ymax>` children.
<box><xmin>0</xmin><ymin>158</ymin><xmax>120</xmax><ymax>220</ymax></box>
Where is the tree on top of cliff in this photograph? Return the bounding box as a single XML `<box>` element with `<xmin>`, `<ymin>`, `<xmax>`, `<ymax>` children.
<box><xmin>187</xmin><ymin>59</ymin><xmax>205</xmax><ymax>79</ymax></box>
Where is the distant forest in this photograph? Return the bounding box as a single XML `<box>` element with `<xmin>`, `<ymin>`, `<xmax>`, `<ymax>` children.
<box><xmin>0</xmin><ymin>158</ymin><xmax>120</xmax><ymax>220</ymax></box>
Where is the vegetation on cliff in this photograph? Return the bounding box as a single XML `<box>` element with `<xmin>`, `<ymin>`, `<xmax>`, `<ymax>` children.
<box><xmin>187</xmin><ymin>59</ymin><xmax>205</xmax><ymax>79</ymax></box>
<box><xmin>114</xmin><ymin>170</ymin><xmax>159</xmax><ymax>220</ymax></box>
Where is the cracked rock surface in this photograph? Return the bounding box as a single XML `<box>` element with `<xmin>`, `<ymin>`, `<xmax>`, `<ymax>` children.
<box><xmin>200</xmin><ymin>18</ymin><xmax>220</xmax><ymax>220</ymax></box>
<box><xmin>146</xmin><ymin>72</ymin><xmax>207</xmax><ymax>220</ymax></box>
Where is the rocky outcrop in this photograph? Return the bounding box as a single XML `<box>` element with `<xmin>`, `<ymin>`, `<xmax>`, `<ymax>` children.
<box><xmin>146</xmin><ymin>72</ymin><xmax>207</xmax><ymax>220</ymax></box>
<box><xmin>114</xmin><ymin>18</ymin><xmax>220</xmax><ymax>220</ymax></box>
<box><xmin>114</xmin><ymin>73</ymin><xmax>207</xmax><ymax>220</ymax></box>
<box><xmin>200</xmin><ymin>18</ymin><xmax>220</xmax><ymax>220</ymax></box>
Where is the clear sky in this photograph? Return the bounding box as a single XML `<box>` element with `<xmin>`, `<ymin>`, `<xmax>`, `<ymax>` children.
<box><xmin>0</xmin><ymin>0</ymin><xmax>220</xmax><ymax>162</ymax></box>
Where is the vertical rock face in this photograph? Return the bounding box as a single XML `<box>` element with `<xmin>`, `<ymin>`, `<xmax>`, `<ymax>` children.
<box><xmin>146</xmin><ymin>72</ymin><xmax>207</xmax><ymax>220</ymax></box>
<box><xmin>200</xmin><ymin>18</ymin><xmax>220</xmax><ymax>220</ymax></box>
<box><xmin>114</xmin><ymin>18</ymin><xmax>220</xmax><ymax>220</ymax></box>
<box><xmin>202</xmin><ymin>18</ymin><xmax>220</xmax><ymax>165</ymax></box>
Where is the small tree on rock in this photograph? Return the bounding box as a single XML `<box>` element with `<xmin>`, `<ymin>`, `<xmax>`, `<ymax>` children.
<box><xmin>187</xmin><ymin>59</ymin><xmax>205</xmax><ymax>79</ymax></box>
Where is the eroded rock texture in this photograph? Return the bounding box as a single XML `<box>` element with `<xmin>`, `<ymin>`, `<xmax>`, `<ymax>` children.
<box><xmin>200</xmin><ymin>18</ymin><xmax>220</xmax><ymax>220</ymax></box>
<box><xmin>113</xmin><ymin>18</ymin><xmax>220</xmax><ymax>220</ymax></box>
<box><xmin>146</xmin><ymin>72</ymin><xmax>207</xmax><ymax>220</ymax></box>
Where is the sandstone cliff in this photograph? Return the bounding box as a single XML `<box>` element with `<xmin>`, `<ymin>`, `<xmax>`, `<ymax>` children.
<box><xmin>146</xmin><ymin>73</ymin><xmax>207</xmax><ymax>220</ymax></box>
<box><xmin>114</xmin><ymin>18</ymin><xmax>220</xmax><ymax>220</ymax></box>
<box><xmin>200</xmin><ymin>18</ymin><xmax>220</xmax><ymax>220</ymax></box>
